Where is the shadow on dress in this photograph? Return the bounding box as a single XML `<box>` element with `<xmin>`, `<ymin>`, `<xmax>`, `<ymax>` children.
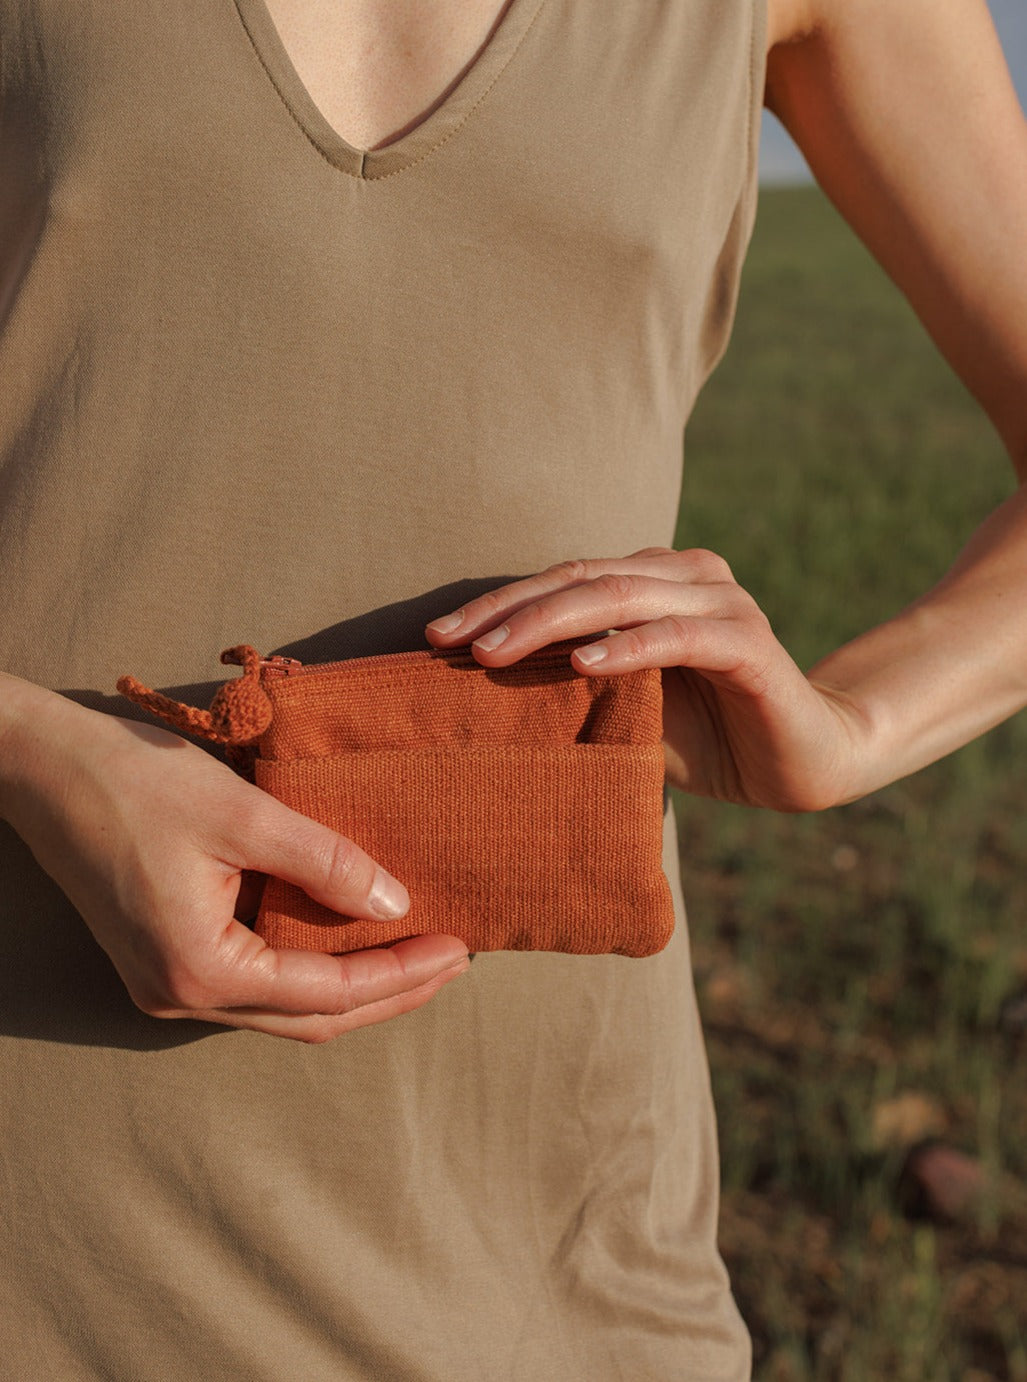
<box><xmin>0</xmin><ymin>578</ymin><xmax>520</xmax><ymax>1051</ymax></box>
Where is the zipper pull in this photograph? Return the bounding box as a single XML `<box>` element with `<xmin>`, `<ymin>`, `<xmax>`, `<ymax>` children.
<box><xmin>258</xmin><ymin>654</ymin><xmax>303</xmax><ymax>678</ymax></box>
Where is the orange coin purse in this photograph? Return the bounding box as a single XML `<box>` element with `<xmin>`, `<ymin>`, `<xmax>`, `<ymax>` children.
<box><xmin>118</xmin><ymin>643</ymin><xmax>675</xmax><ymax>957</ymax></box>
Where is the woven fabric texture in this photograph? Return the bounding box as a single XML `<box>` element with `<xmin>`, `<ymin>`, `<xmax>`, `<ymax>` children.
<box><xmin>252</xmin><ymin>645</ymin><xmax>674</xmax><ymax>956</ymax></box>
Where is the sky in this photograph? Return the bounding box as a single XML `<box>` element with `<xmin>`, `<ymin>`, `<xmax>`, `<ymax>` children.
<box><xmin>759</xmin><ymin>0</ymin><xmax>1027</xmax><ymax>184</ymax></box>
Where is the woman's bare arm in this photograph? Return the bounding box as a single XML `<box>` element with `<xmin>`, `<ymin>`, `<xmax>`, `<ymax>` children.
<box><xmin>426</xmin><ymin>0</ymin><xmax>1027</xmax><ymax>810</ymax></box>
<box><xmin>766</xmin><ymin>0</ymin><xmax>1027</xmax><ymax>465</ymax></box>
<box><xmin>764</xmin><ymin>0</ymin><xmax>1027</xmax><ymax>797</ymax></box>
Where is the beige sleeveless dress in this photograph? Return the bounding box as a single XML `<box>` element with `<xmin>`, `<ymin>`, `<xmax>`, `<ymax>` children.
<box><xmin>0</xmin><ymin>2</ymin><xmax>765</xmax><ymax>1376</ymax></box>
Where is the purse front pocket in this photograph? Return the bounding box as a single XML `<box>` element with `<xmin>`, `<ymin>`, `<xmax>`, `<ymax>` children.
<box><xmin>254</xmin><ymin>742</ymin><xmax>673</xmax><ymax>957</ymax></box>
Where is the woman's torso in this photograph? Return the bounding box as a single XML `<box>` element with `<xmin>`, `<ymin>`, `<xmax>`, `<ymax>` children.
<box><xmin>0</xmin><ymin>3</ymin><xmax>763</xmax><ymax>1376</ymax></box>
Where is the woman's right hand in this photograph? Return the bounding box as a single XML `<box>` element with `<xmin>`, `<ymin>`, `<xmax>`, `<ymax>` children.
<box><xmin>0</xmin><ymin>673</ymin><xmax>469</xmax><ymax>1041</ymax></box>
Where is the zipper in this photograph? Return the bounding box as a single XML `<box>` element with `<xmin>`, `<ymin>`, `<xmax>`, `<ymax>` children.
<box><xmin>256</xmin><ymin>641</ymin><xmax>588</xmax><ymax>680</ymax></box>
<box><xmin>257</xmin><ymin>655</ymin><xmax>304</xmax><ymax>678</ymax></box>
<box><xmin>257</xmin><ymin>648</ymin><xmax>473</xmax><ymax>678</ymax></box>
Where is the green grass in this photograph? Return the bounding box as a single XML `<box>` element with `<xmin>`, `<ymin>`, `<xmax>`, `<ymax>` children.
<box><xmin>675</xmin><ymin>184</ymin><xmax>1027</xmax><ymax>1381</ymax></box>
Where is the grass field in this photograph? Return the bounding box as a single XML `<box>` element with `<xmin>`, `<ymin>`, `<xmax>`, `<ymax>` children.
<box><xmin>674</xmin><ymin>184</ymin><xmax>1027</xmax><ymax>1380</ymax></box>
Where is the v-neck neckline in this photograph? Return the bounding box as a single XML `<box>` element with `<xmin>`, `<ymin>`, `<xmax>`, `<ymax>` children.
<box><xmin>232</xmin><ymin>0</ymin><xmax>546</xmax><ymax>180</ymax></box>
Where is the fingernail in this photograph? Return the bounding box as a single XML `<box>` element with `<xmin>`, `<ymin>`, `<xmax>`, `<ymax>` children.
<box><xmin>427</xmin><ymin>611</ymin><xmax>464</xmax><ymax>637</ymax></box>
<box><xmin>574</xmin><ymin>642</ymin><xmax>609</xmax><ymax>667</ymax></box>
<box><xmin>473</xmin><ymin>624</ymin><xmax>510</xmax><ymax>653</ymax></box>
<box><xmin>369</xmin><ymin>868</ymin><xmax>410</xmax><ymax>920</ymax></box>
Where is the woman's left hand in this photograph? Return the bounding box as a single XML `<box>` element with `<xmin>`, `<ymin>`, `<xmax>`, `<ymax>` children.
<box><xmin>426</xmin><ymin>547</ymin><xmax>868</xmax><ymax>812</ymax></box>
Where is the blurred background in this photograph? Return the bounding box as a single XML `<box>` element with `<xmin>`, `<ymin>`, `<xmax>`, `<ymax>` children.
<box><xmin>675</xmin><ymin>4</ymin><xmax>1027</xmax><ymax>1377</ymax></box>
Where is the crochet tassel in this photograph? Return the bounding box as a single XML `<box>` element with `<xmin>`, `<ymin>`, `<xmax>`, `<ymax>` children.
<box><xmin>116</xmin><ymin>644</ymin><xmax>273</xmax><ymax>747</ymax></box>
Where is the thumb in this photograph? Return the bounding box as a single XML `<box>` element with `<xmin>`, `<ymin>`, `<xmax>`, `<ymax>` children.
<box><xmin>243</xmin><ymin>796</ymin><xmax>410</xmax><ymax>923</ymax></box>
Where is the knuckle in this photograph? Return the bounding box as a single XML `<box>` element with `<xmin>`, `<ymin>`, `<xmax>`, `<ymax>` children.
<box><xmin>680</xmin><ymin>547</ymin><xmax>733</xmax><ymax>583</ymax></box>
<box><xmin>546</xmin><ymin>558</ymin><xmax>590</xmax><ymax>583</ymax></box>
<box><xmin>612</xmin><ymin>627</ymin><xmax>649</xmax><ymax>663</ymax></box>
<box><xmin>723</xmin><ymin>583</ymin><xmax>758</xmax><ymax>618</ymax></box>
<box><xmin>317</xmin><ymin>832</ymin><xmax>366</xmax><ymax>897</ymax></box>
<box><xmin>724</xmin><ymin>583</ymin><xmax>769</xmax><ymax>630</ymax></box>
<box><xmin>474</xmin><ymin>588</ymin><xmax>508</xmax><ymax>621</ymax></box>
<box><xmin>591</xmin><ymin>571</ymin><xmax>637</xmax><ymax>603</ymax></box>
<box><xmin>517</xmin><ymin>598</ymin><xmax>555</xmax><ymax>635</ymax></box>
<box><xmin>662</xmin><ymin>615</ymin><xmax>698</xmax><ymax>651</ymax></box>
<box><xmin>746</xmin><ymin>598</ymin><xmax>773</xmax><ymax>632</ymax></box>
<box><xmin>327</xmin><ymin>964</ymin><xmax>360</xmax><ymax>1016</ymax></box>
<box><xmin>664</xmin><ymin>614</ymin><xmax>693</xmax><ymax>641</ymax></box>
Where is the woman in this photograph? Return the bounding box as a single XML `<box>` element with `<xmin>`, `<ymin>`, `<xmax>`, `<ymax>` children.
<box><xmin>0</xmin><ymin>1</ymin><xmax>1024</xmax><ymax>1377</ymax></box>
